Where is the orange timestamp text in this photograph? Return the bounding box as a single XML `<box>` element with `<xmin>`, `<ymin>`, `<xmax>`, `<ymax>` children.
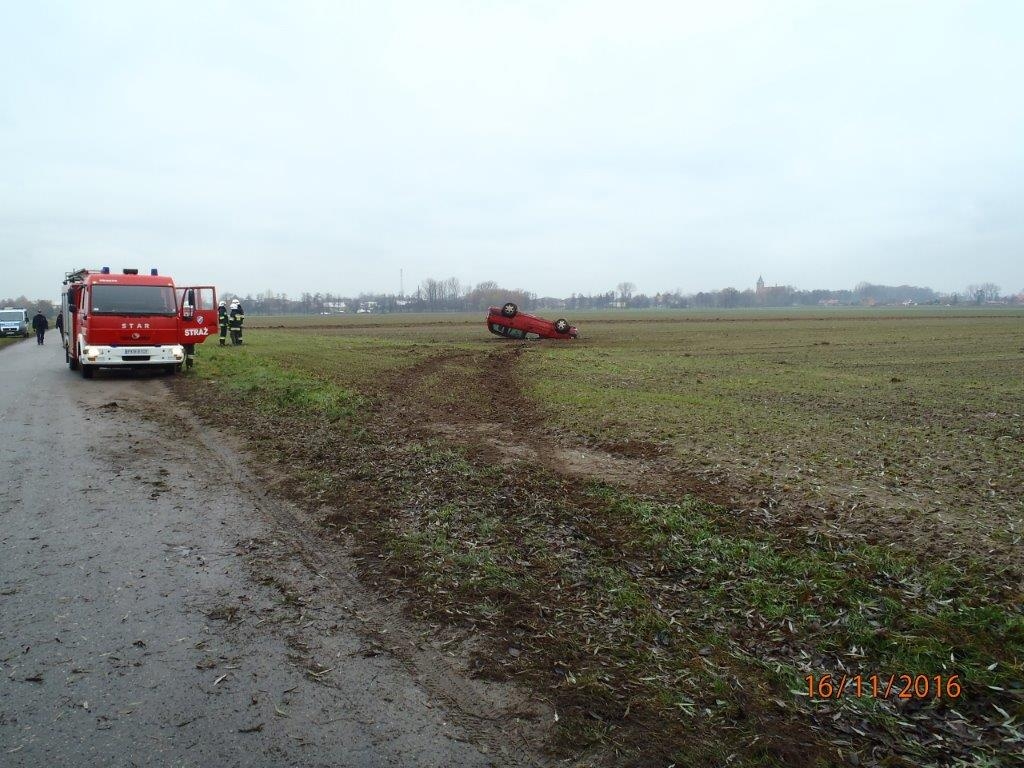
<box><xmin>805</xmin><ymin>673</ymin><xmax>963</xmax><ymax>701</ymax></box>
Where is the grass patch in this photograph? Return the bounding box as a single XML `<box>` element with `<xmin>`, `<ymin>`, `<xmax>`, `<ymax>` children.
<box><xmin>200</xmin><ymin>344</ymin><xmax>364</xmax><ymax>422</ymax></box>
<box><xmin>175</xmin><ymin>309</ymin><xmax>1024</xmax><ymax>766</ymax></box>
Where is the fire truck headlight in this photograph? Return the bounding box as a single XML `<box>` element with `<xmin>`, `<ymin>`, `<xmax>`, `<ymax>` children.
<box><xmin>85</xmin><ymin>347</ymin><xmax>100</xmax><ymax>360</ymax></box>
<box><xmin>172</xmin><ymin>346</ymin><xmax>184</xmax><ymax>360</ymax></box>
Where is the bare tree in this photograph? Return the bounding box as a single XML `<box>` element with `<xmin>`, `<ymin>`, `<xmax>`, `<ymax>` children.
<box><xmin>442</xmin><ymin>277</ymin><xmax>462</xmax><ymax>307</ymax></box>
<box><xmin>965</xmin><ymin>283</ymin><xmax>1000</xmax><ymax>304</ymax></box>
<box><xmin>464</xmin><ymin>281</ymin><xmax>503</xmax><ymax>310</ymax></box>
<box><xmin>420</xmin><ymin>278</ymin><xmax>440</xmax><ymax>309</ymax></box>
<box><xmin>616</xmin><ymin>282</ymin><xmax>635</xmax><ymax>303</ymax></box>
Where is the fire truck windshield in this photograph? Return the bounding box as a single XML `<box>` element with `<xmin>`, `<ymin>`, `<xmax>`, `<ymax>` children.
<box><xmin>90</xmin><ymin>285</ymin><xmax>177</xmax><ymax>316</ymax></box>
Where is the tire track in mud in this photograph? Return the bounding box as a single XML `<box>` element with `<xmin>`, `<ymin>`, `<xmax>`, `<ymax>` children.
<box><xmin>372</xmin><ymin>346</ymin><xmax>843</xmax><ymax>766</ymax></box>
<box><xmin>389</xmin><ymin>344</ymin><xmax>1010</xmax><ymax>566</ymax></box>
<box><xmin>380</xmin><ymin>345</ymin><xmax>979</xmax><ymax>598</ymax></box>
<box><xmin>384</xmin><ymin>343</ymin><xmax>762</xmax><ymax>514</ymax></box>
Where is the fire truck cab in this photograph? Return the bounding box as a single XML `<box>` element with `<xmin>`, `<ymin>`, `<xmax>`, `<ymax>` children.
<box><xmin>62</xmin><ymin>267</ymin><xmax>217</xmax><ymax>378</ymax></box>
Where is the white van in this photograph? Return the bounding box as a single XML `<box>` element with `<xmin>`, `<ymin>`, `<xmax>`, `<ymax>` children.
<box><xmin>0</xmin><ymin>308</ymin><xmax>30</xmax><ymax>337</ymax></box>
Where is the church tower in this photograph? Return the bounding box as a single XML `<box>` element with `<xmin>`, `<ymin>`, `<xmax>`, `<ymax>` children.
<box><xmin>756</xmin><ymin>275</ymin><xmax>765</xmax><ymax>294</ymax></box>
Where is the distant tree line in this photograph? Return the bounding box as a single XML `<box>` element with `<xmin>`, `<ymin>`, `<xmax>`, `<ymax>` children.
<box><xmin>562</xmin><ymin>281</ymin><xmax>1021</xmax><ymax>310</ymax></box>
<box><xmin>221</xmin><ymin>279</ymin><xmax>537</xmax><ymax>315</ymax></box>
<box><xmin>0</xmin><ymin>295</ymin><xmax>58</xmax><ymax>317</ymax></box>
<box><xmin>219</xmin><ymin>279</ymin><xmax>1024</xmax><ymax>315</ymax></box>
<box><xmin>9</xmin><ymin>279</ymin><xmax>1019</xmax><ymax>320</ymax></box>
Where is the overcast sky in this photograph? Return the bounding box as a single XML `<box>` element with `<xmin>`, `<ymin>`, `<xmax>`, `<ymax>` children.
<box><xmin>2</xmin><ymin>0</ymin><xmax>1022</xmax><ymax>300</ymax></box>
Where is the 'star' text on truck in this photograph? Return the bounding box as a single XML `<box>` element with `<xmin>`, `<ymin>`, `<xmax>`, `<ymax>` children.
<box><xmin>62</xmin><ymin>267</ymin><xmax>217</xmax><ymax>378</ymax></box>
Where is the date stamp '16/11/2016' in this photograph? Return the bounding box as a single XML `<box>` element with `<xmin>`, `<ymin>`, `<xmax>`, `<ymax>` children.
<box><xmin>805</xmin><ymin>674</ymin><xmax>963</xmax><ymax>701</ymax></box>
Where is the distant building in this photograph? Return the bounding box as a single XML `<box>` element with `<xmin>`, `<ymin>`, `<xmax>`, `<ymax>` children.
<box><xmin>536</xmin><ymin>297</ymin><xmax>566</xmax><ymax>309</ymax></box>
<box><xmin>755</xmin><ymin>275</ymin><xmax>786</xmax><ymax>299</ymax></box>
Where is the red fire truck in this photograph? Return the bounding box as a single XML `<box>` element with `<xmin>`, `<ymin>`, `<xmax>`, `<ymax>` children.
<box><xmin>62</xmin><ymin>267</ymin><xmax>218</xmax><ymax>378</ymax></box>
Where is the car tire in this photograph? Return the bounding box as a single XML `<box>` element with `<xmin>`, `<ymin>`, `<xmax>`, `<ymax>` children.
<box><xmin>554</xmin><ymin>319</ymin><xmax>570</xmax><ymax>334</ymax></box>
<box><xmin>501</xmin><ymin>302</ymin><xmax>518</xmax><ymax>318</ymax></box>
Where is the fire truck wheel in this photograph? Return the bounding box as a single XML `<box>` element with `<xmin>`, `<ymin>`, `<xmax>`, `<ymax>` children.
<box><xmin>81</xmin><ymin>363</ymin><xmax>94</xmax><ymax>379</ymax></box>
<box><xmin>501</xmin><ymin>302</ymin><xmax>518</xmax><ymax>318</ymax></box>
<box><xmin>68</xmin><ymin>355</ymin><xmax>78</xmax><ymax>371</ymax></box>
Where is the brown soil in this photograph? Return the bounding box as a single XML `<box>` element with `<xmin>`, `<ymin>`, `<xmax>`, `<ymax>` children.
<box><xmin>170</xmin><ymin>345</ymin><xmax>1021</xmax><ymax>767</ymax></box>
<box><xmin>382</xmin><ymin>344</ymin><xmax>765</xmax><ymax>513</ymax></box>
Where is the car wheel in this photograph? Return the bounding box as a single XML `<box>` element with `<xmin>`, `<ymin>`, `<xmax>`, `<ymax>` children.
<box><xmin>554</xmin><ymin>319</ymin><xmax>570</xmax><ymax>334</ymax></box>
<box><xmin>501</xmin><ymin>302</ymin><xmax>518</xmax><ymax>318</ymax></box>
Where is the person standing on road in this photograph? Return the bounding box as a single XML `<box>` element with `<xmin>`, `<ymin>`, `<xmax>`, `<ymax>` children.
<box><xmin>31</xmin><ymin>311</ymin><xmax>48</xmax><ymax>345</ymax></box>
<box><xmin>229</xmin><ymin>299</ymin><xmax>245</xmax><ymax>345</ymax></box>
<box><xmin>54</xmin><ymin>311</ymin><xmax>64</xmax><ymax>346</ymax></box>
<box><xmin>218</xmin><ymin>300</ymin><xmax>229</xmax><ymax>346</ymax></box>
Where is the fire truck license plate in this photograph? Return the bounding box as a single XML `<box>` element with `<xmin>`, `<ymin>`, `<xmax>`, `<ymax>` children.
<box><xmin>122</xmin><ymin>349</ymin><xmax>149</xmax><ymax>356</ymax></box>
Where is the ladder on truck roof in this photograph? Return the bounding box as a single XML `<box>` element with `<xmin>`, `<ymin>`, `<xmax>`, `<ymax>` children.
<box><xmin>63</xmin><ymin>268</ymin><xmax>94</xmax><ymax>286</ymax></box>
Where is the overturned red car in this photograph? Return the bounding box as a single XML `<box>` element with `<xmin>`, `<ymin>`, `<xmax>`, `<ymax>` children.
<box><xmin>486</xmin><ymin>303</ymin><xmax>579</xmax><ymax>340</ymax></box>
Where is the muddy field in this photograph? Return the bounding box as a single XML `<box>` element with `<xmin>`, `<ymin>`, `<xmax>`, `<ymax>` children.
<box><xmin>174</xmin><ymin>309</ymin><xmax>1023</xmax><ymax>767</ymax></box>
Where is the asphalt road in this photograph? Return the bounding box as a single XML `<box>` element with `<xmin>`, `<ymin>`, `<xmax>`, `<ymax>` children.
<box><xmin>0</xmin><ymin>338</ymin><xmax>544</xmax><ymax>768</ymax></box>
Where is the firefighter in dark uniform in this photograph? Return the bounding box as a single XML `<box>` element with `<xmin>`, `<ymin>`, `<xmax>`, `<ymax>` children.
<box><xmin>32</xmin><ymin>311</ymin><xmax>49</xmax><ymax>345</ymax></box>
<box><xmin>229</xmin><ymin>299</ymin><xmax>245</xmax><ymax>345</ymax></box>
<box><xmin>218</xmin><ymin>300</ymin><xmax>229</xmax><ymax>346</ymax></box>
